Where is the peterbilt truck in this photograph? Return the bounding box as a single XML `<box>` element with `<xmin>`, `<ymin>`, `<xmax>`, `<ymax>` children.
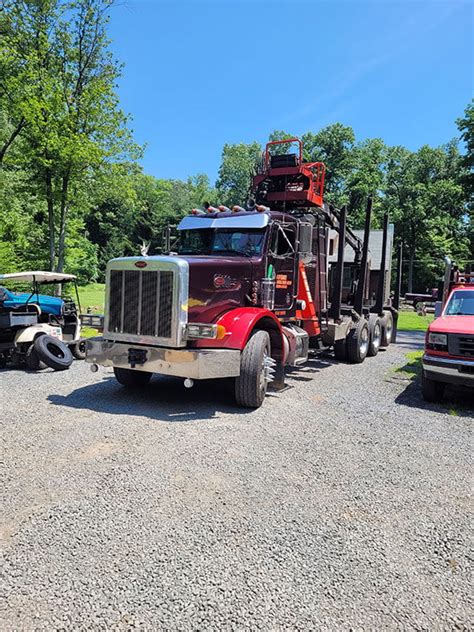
<box><xmin>86</xmin><ymin>139</ymin><xmax>399</xmax><ymax>408</ymax></box>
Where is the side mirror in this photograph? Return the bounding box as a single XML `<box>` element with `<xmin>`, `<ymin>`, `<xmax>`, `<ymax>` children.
<box><xmin>298</xmin><ymin>223</ymin><xmax>313</xmax><ymax>263</ymax></box>
<box><xmin>434</xmin><ymin>302</ymin><xmax>442</xmax><ymax>318</ymax></box>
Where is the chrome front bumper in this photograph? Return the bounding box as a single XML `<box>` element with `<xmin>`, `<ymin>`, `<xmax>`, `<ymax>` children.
<box><xmin>422</xmin><ymin>353</ymin><xmax>474</xmax><ymax>387</ymax></box>
<box><xmin>85</xmin><ymin>337</ymin><xmax>241</xmax><ymax>380</ymax></box>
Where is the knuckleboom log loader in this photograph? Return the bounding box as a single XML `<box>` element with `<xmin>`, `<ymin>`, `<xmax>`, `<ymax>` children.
<box><xmin>86</xmin><ymin>138</ymin><xmax>400</xmax><ymax>408</ymax></box>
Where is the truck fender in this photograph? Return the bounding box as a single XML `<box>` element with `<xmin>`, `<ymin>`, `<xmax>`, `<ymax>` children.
<box><xmin>14</xmin><ymin>324</ymin><xmax>63</xmax><ymax>345</ymax></box>
<box><xmin>194</xmin><ymin>307</ymin><xmax>285</xmax><ymax>363</ymax></box>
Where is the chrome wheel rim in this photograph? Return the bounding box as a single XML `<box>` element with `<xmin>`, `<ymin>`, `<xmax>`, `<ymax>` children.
<box><xmin>360</xmin><ymin>326</ymin><xmax>369</xmax><ymax>355</ymax></box>
<box><xmin>373</xmin><ymin>323</ymin><xmax>381</xmax><ymax>350</ymax></box>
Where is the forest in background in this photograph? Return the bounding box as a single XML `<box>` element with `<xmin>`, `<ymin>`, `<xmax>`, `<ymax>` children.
<box><xmin>1</xmin><ymin>1</ymin><xmax>472</xmax><ymax>292</ymax></box>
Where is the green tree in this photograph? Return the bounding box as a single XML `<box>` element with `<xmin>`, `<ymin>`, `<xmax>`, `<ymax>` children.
<box><xmin>0</xmin><ymin>0</ymin><xmax>140</xmax><ymax>273</ymax></box>
<box><xmin>216</xmin><ymin>141</ymin><xmax>262</xmax><ymax>206</ymax></box>
<box><xmin>383</xmin><ymin>142</ymin><xmax>469</xmax><ymax>291</ymax></box>
<box><xmin>456</xmin><ymin>100</ymin><xmax>473</xmax><ymax>256</ymax></box>
<box><xmin>302</xmin><ymin>123</ymin><xmax>356</xmax><ymax>206</ymax></box>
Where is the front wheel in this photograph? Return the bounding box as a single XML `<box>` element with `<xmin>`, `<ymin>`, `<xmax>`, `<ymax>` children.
<box><xmin>114</xmin><ymin>367</ymin><xmax>152</xmax><ymax>387</ymax></box>
<box><xmin>421</xmin><ymin>373</ymin><xmax>445</xmax><ymax>402</ymax></box>
<box><xmin>235</xmin><ymin>330</ymin><xmax>271</xmax><ymax>408</ymax></box>
<box><xmin>25</xmin><ymin>344</ymin><xmax>45</xmax><ymax>370</ymax></box>
<box><xmin>72</xmin><ymin>340</ymin><xmax>86</xmax><ymax>360</ymax></box>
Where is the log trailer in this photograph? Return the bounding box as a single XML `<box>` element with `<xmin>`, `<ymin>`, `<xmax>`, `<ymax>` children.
<box><xmin>86</xmin><ymin>138</ymin><xmax>400</xmax><ymax>408</ymax></box>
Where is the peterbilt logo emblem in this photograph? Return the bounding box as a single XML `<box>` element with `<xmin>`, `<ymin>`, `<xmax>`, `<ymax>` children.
<box><xmin>135</xmin><ymin>260</ymin><xmax>147</xmax><ymax>268</ymax></box>
<box><xmin>213</xmin><ymin>274</ymin><xmax>237</xmax><ymax>289</ymax></box>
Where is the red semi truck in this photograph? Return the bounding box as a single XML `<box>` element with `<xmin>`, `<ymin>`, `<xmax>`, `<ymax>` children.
<box><xmin>422</xmin><ymin>259</ymin><xmax>474</xmax><ymax>401</ymax></box>
<box><xmin>86</xmin><ymin>139</ymin><xmax>399</xmax><ymax>408</ymax></box>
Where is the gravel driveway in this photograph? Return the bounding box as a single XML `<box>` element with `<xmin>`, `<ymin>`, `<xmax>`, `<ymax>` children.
<box><xmin>1</xmin><ymin>332</ymin><xmax>472</xmax><ymax>630</ymax></box>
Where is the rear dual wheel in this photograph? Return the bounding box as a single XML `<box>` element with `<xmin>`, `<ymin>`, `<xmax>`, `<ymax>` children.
<box><xmin>346</xmin><ymin>319</ymin><xmax>370</xmax><ymax>364</ymax></box>
<box><xmin>367</xmin><ymin>314</ymin><xmax>382</xmax><ymax>357</ymax></box>
<box><xmin>380</xmin><ymin>310</ymin><xmax>394</xmax><ymax>347</ymax></box>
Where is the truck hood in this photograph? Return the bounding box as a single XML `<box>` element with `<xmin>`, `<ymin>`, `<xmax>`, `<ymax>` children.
<box><xmin>3</xmin><ymin>291</ymin><xmax>64</xmax><ymax>316</ymax></box>
<box><xmin>181</xmin><ymin>256</ymin><xmax>253</xmax><ymax>323</ymax></box>
<box><xmin>429</xmin><ymin>315</ymin><xmax>474</xmax><ymax>335</ymax></box>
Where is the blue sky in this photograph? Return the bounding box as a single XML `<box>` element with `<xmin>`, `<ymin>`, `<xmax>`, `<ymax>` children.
<box><xmin>109</xmin><ymin>0</ymin><xmax>473</xmax><ymax>182</ymax></box>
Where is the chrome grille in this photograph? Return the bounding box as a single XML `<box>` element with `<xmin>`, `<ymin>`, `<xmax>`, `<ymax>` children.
<box><xmin>107</xmin><ymin>269</ymin><xmax>175</xmax><ymax>340</ymax></box>
<box><xmin>448</xmin><ymin>334</ymin><xmax>474</xmax><ymax>358</ymax></box>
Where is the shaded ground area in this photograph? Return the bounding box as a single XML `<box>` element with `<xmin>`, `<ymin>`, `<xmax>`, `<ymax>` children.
<box><xmin>0</xmin><ymin>332</ymin><xmax>472</xmax><ymax>629</ymax></box>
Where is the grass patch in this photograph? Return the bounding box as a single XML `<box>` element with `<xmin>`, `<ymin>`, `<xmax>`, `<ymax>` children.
<box><xmin>395</xmin><ymin>350</ymin><xmax>423</xmax><ymax>379</ymax></box>
<box><xmin>397</xmin><ymin>310</ymin><xmax>434</xmax><ymax>332</ymax></box>
<box><xmin>78</xmin><ymin>283</ymin><xmax>105</xmax><ymax>313</ymax></box>
<box><xmin>81</xmin><ymin>326</ymin><xmax>100</xmax><ymax>338</ymax></box>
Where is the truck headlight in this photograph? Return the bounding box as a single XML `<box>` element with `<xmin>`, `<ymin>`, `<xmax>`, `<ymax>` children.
<box><xmin>428</xmin><ymin>332</ymin><xmax>447</xmax><ymax>346</ymax></box>
<box><xmin>186</xmin><ymin>323</ymin><xmax>218</xmax><ymax>339</ymax></box>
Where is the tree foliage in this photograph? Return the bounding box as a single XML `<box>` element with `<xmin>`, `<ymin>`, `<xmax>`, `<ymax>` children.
<box><xmin>0</xmin><ymin>2</ymin><xmax>470</xmax><ymax>293</ymax></box>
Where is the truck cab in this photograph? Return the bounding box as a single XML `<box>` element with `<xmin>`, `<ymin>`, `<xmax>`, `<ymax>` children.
<box><xmin>422</xmin><ymin>265</ymin><xmax>474</xmax><ymax>402</ymax></box>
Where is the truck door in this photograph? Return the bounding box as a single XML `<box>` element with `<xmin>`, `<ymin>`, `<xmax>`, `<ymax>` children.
<box><xmin>268</xmin><ymin>222</ymin><xmax>298</xmax><ymax>312</ymax></box>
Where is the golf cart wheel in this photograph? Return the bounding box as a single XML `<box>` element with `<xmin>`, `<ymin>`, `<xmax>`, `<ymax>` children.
<box><xmin>114</xmin><ymin>367</ymin><xmax>152</xmax><ymax>387</ymax></box>
<box><xmin>380</xmin><ymin>310</ymin><xmax>394</xmax><ymax>347</ymax></box>
<box><xmin>235</xmin><ymin>330</ymin><xmax>271</xmax><ymax>408</ymax></box>
<box><xmin>34</xmin><ymin>335</ymin><xmax>73</xmax><ymax>371</ymax></box>
<box><xmin>25</xmin><ymin>344</ymin><xmax>45</xmax><ymax>371</ymax></box>
<box><xmin>421</xmin><ymin>373</ymin><xmax>445</xmax><ymax>403</ymax></box>
<box><xmin>346</xmin><ymin>319</ymin><xmax>370</xmax><ymax>364</ymax></box>
<box><xmin>367</xmin><ymin>314</ymin><xmax>382</xmax><ymax>357</ymax></box>
<box><xmin>72</xmin><ymin>339</ymin><xmax>87</xmax><ymax>360</ymax></box>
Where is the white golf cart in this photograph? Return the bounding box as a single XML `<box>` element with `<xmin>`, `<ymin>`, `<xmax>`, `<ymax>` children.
<box><xmin>0</xmin><ymin>271</ymin><xmax>85</xmax><ymax>370</ymax></box>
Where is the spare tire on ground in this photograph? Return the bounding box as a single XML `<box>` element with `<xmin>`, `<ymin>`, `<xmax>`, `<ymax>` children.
<box><xmin>34</xmin><ymin>335</ymin><xmax>73</xmax><ymax>371</ymax></box>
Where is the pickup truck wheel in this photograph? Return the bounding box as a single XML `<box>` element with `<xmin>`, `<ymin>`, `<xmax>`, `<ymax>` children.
<box><xmin>72</xmin><ymin>340</ymin><xmax>86</xmax><ymax>360</ymax></box>
<box><xmin>346</xmin><ymin>319</ymin><xmax>369</xmax><ymax>364</ymax></box>
<box><xmin>34</xmin><ymin>335</ymin><xmax>73</xmax><ymax>371</ymax></box>
<box><xmin>380</xmin><ymin>311</ymin><xmax>394</xmax><ymax>347</ymax></box>
<box><xmin>114</xmin><ymin>367</ymin><xmax>152</xmax><ymax>387</ymax></box>
<box><xmin>367</xmin><ymin>315</ymin><xmax>382</xmax><ymax>357</ymax></box>
<box><xmin>235</xmin><ymin>330</ymin><xmax>271</xmax><ymax>408</ymax></box>
<box><xmin>421</xmin><ymin>373</ymin><xmax>445</xmax><ymax>402</ymax></box>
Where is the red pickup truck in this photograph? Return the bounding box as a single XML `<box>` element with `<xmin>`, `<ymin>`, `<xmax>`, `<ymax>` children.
<box><xmin>422</xmin><ymin>268</ymin><xmax>474</xmax><ymax>402</ymax></box>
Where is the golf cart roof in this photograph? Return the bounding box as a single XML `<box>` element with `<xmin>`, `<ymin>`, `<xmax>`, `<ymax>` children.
<box><xmin>0</xmin><ymin>271</ymin><xmax>77</xmax><ymax>284</ymax></box>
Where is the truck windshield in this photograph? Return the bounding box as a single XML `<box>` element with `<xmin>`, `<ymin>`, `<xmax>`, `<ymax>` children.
<box><xmin>444</xmin><ymin>290</ymin><xmax>474</xmax><ymax>316</ymax></box>
<box><xmin>178</xmin><ymin>228</ymin><xmax>266</xmax><ymax>256</ymax></box>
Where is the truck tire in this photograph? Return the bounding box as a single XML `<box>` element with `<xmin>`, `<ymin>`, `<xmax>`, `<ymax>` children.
<box><xmin>346</xmin><ymin>319</ymin><xmax>369</xmax><ymax>364</ymax></box>
<box><xmin>25</xmin><ymin>344</ymin><xmax>45</xmax><ymax>371</ymax></box>
<box><xmin>114</xmin><ymin>367</ymin><xmax>152</xmax><ymax>387</ymax></box>
<box><xmin>34</xmin><ymin>335</ymin><xmax>73</xmax><ymax>371</ymax></box>
<box><xmin>421</xmin><ymin>373</ymin><xmax>445</xmax><ymax>402</ymax></box>
<box><xmin>367</xmin><ymin>314</ymin><xmax>382</xmax><ymax>357</ymax></box>
<box><xmin>334</xmin><ymin>337</ymin><xmax>348</xmax><ymax>361</ymax></box>
<box><xmin>380</xmin><ymin>310</ymin><xmax>394</xmax><ymax>347</ymax></box>
<box><xmin>72</xmin><ymin>340</ymin><xmax>86</xmax><ymax>360</ymax></box>
<box><xmin>235</xmin><ymin>330</ymin><xmax>271</xmax><ymax>408</ymax></box>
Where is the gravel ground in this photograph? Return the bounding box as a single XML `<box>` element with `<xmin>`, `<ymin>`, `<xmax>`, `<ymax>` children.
<box><xmin>0</xmin><ymin>332</ymin><xmax>472</xmax><ymax>630</ymax></box>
